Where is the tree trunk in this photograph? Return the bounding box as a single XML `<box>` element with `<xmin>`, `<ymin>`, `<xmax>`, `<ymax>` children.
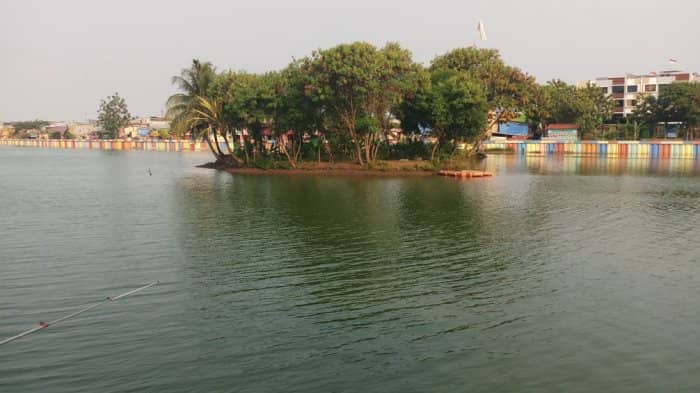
<box><xmin>364</xmin><ymin>135</ymin><xmax>372</xmax><ymax>164</ymax></box>
<box><xmin>204</xmin><ymin>133</ymin><xmax>220</xmax><ymax>160</ymax></box>
<box><xmin>211</xmin><ymin>130</ymin><xmax>226</xmax><ymax>159</ymax></box>
<box><xmin>325</xmin><ymin>140</ymin><xmax>334</xmax><ymax>163</ymax></box>
<box><xmin>293</xmin><ymin>134</ymin><xmax>302</xmax><ymax>162</ymax></box>
<box><xmin>372</xmin><ymin>130</ymin><xmax>385</xmax><ymax>162</ymax></box>
<box><xmin>223</xmin><ymin>129</ymin><xmax>235</xmax><ymax>155</ymax></box>
<box><xmin>430</xmin><ymin>142</ymin><xmax>439</xmax><ymax>162</ymax></box>
<box><xmin>278</xmin><ymin>135</ymin><xmax>297</xmax><ymax>168</ymax></box>
<box><xmin>349</xmin><ymin>130</ymin><xmax>363</xmax><ymax>165</ymax></box>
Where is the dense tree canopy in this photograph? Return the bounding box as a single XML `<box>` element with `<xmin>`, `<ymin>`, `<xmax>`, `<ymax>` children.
<box><xmin>431</xmin><ymin>47</ymin><xmax>536</xmax><ymax>127</ymax></box>
<box><xmin>398</xmin><ymin>69</ymin><xmax>487</xmax><ymax>158</ymax></box>
<box><xmin>296</xmin><ymin>42</ymin><xmax>420</xmax><ymax>164</ymax></box>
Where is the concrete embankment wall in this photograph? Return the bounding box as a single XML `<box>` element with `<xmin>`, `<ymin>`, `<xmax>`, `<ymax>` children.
<box><xmin>0</xmin><ymin>139</ymin><xmax>210</xmax><ymax>152</ymax></box>
<box><xmin>6</xmin><ymin>139</ymin><xmax>700</xmax><ymax>159</ymax></box>
<box><xmin>483</xmin><ymin>140</ymin><xmax>700</xmax><ymax>159</ymax></box>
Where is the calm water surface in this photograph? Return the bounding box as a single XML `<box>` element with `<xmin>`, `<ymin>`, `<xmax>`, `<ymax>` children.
<box><xmin>1</xmin><ymin>147</ymin><xmax>700</xmax><ymax>392</ymax></box>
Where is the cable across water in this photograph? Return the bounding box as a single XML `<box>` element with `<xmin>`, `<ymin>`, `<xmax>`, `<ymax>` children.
<box><xmin>0</xmin><ymin>281</ymin><xmax>159</xmax><ymax>346</ymax></box>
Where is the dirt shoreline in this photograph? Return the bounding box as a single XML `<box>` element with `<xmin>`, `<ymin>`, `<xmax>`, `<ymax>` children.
<box><xmin>197</xmin><ymin>160</ymin><xmax>442</xmax><ymax>177</ymax></box>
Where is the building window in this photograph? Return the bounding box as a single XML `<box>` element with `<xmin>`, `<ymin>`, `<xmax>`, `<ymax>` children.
<box><xmin>615</xmin><ymin>100</ymin><xmax>624</xmax><ymax>107</ymax></box>
<box><xmin>627</xmin><ymin>85</ymin><xmax>638</xmax><ymax>93</ymax></box>
<box><xmin>612</xmin><ymin>86</ymin><xmax>625</xmax><ymax>93</ymax></box>
<box><xmin>600</xmin><ymin>87</ymin><xmax>608</xmax><ymax>94</ymax></box>
<box><xmin>626</xmin><ymin>100</ymin><xmax>637</xmax><ymax>107</ymax></box>
<box><xmin>644</xmin><ymin>84</ymin><xmax>657</xmax><ymax>92</ymax></box>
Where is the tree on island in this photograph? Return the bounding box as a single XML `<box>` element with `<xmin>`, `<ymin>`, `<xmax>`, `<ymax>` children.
<box><xmin>297</xmin><ymin>42</ymin><xmax>421</xmax><ymax>164</ymax></box>
<box><xmin>97</xmin><ymin>93</ymin><xmax>131</xmax><ymax>139</ymax></box>
<box><xmin>165</xmin><ymin>60</ymin><xmax>244</xmax><ymax>165</ymax></box>
<box><xmin>398</xmin><ymin>69</ymin><xmax>488</xmax><ymax>160</ymax></box>
<box><xmin>430</xmin><ymin>47</ymin><xmax>537</xmax><ymax>131</ymax></box>
<box><xmin>168</xmin><ymin>42</ymin><xmax>657</xmax><ymax>168</ymax></box>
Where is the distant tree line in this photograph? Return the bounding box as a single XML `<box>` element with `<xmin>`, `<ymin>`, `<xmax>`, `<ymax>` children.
<box><xmin>10</xmin><ymin>120</ymin><xmax>51</xmax><ymax>132</ymax></box>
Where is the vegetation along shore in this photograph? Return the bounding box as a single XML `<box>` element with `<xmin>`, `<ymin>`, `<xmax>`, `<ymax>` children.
<box><xmin>164</xmin><ymin>43</ymin><xmax>601</xmax><ymax>171</ymax></box>
<box><xmin>164</xmin><ymin>42</ymin><xmax>700</xmax><ymax>172</ymax></box>
<box><xmin>5</xmin><ymin>42</ymin><xmax>698</xmax><ymax>174</ymax></box>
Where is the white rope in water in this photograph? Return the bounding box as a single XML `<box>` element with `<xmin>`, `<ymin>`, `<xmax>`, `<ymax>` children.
<box><xmin>0</xmin><ymin>281</ymin><xmax>159</xmax><ymax>346</ymax></box>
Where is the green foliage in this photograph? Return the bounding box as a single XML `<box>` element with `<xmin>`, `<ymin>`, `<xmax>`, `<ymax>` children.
<box><xmin>381</xmin><ymin>140</ymin><xmax>430</xmax><ymax>160</ymax></box>
<box><xmin>168</xmin><ymin>42</ymin><xmax>682</xmax><ymax>165</ymax></box>
<box><xmin>398</xmin><ymin>69</ymin><xmax>488</xmax><ymax>153</ymax></box>
<box><xmin>298</xmin><ymin>41</ymin><xmax>421</xmax><ymax>163</ymax></box>
<box><xmin>632</xmin><ymin>82</ymin><xmax>700</xmax><ymax>139</ymax></box>
<box><xmin>166</xmin><ymin>59</ymin><xmax>244</xmax><ymax>164</ymax></box>
<box><xmin>217</xmin><ymin>71</ymin><xmax>281</xmax><ymax>136</ymax></box>
<box><xmin>431</xmin><ymin>47</ymin><xmax>536</xmax><ymax>125</ymax></box>
<box><xmin>656</xmin><ymin>83</ymin><xmax>700</xmax><ymax>128</ymax></box>
<box><xmin>166</xmin><ymin>59</ymin><xmax>218</xmax><ymax>138</ymax></box>
<box><xmin>97</xmin><ymin>93</ymin><xmax>131</xmax><ymax>139</ymax></box>
<box><xmin>157</xmin><ymin>129</ymin><xmax>170</xmax><ymax>139</ymax></box>
<box><xmin>576</xmin><ymin>84</ymin><xmax>614</xmax><ymax>137</ymax></box>
<box><xmin>429</xmin><ymin>70</ymin><xmax>488</xmax><ymax>143</ymax></box>
<box><xmin>525</xmin><ymin>80</ymin><xmax>614</xmax><ymax>138</ymax></box>
<box><xmin>275</xmin><ymin>61</ymin><xmax>326</xmax><ymax>134</ymax></box>
<box><xmin>11</xmin><ymin>120</ymin><xmax>50</xmax><ymax>132</ymax></box>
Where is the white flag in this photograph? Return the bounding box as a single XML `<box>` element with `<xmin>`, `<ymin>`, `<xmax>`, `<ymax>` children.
<box><xmin>477</xmin><ymin>20</ymin><xmax>487</xmax><ymax>41</ymax></box>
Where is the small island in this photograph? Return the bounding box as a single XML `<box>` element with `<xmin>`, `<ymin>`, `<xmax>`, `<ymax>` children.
<box><xmin>163</xmin><ymin>43</ymin><xmax>605</xmax><ymax>174</ymax></box>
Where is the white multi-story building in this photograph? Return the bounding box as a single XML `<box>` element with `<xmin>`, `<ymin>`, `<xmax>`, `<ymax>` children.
<box><xmin>588</xmin><ymin>70</ymin><xmax>699</xmax><ymax>118</ymax></box>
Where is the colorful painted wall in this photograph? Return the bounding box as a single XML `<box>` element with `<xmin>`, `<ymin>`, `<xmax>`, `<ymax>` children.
<box><xmin>483</xmin><ymin>140</ymin><xmax>700</xmax><ymax>159</ymax></box>
<box><xmin>0</xmin><ymin>139</ymin><xmax>210</xmax><ymax>152</ymax></box>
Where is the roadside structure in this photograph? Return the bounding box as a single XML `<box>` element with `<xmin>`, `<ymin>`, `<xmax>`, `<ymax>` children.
<box><xmin>544</xmin><ymin>123</ymin><xmax>579</xmax><ymax>141</ymax></box>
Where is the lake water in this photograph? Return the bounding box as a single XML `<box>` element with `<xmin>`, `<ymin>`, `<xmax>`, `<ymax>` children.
<box><xmin>2</xmin><ymin>147</ymin><xmax>700</xmax><ymax>392</ymax></box>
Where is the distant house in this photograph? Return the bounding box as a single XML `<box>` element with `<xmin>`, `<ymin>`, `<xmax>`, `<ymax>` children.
<box><xmin>25</xmin><ymin>129</ymin><xmax>41</xmax><ymax>139</ymax></box>
<box><xmin>68</xmin><ymin>122</ymin><xmax>94</xmax><ymax>138</ymax></box>
<box><xmin>494</xmin><ymin>122</ymin><xmax>529</xmax><ymax>140</ymax></box>
<box><xmin>146</xmin><ymin>117</ymin><xmax>170</xmax><ymax>130</ymax></box>
<box><xmin>45</xmin><ymin>123</ymin><xmax>68</xmax><ymax>133</ymax></box>
<box><xmin>544</xmin><ymin>124</ymin><xmax>579</xmax><ymax>141</ymax></box>
<box><xmin>1</xmin><ymin>124</ymin><xmax>14</xmax><ymax>139</ymax></box>
<box><xmin>122</xmin><ymin>126</ymin><xmax>140</xmax><ymax>138</ymax></box>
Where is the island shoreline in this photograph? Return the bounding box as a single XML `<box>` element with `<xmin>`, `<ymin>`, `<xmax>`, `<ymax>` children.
<box><xmin>197</xmin><ymin>161</ymin><xmax>441</xmax><ymax>177</ymax></box>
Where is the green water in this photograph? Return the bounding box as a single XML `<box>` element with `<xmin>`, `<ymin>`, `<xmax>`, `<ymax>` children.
<box><xmin>1</xmin><ymin>147</ymin><xmax>700</xmax><ymax>392</ymax></box>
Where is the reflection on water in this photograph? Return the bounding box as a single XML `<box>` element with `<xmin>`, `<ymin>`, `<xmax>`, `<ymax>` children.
<box><xmin>2</xmin><ymin>147</ymin><xmax>700</xmax><ymax>393</ymax></box>
<box><xmin>484</xmin><ymin>154</ymin><xmax>700</xmax><ymax>176</ymax></box>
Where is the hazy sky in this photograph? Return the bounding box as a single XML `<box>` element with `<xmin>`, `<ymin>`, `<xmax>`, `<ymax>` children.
<box><xmin>2</xmin><ymin>0</ymin><xmax>699</xmax><ymax>121</ymax></box>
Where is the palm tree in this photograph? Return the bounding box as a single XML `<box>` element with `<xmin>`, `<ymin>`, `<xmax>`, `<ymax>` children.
<box><xmin>166</xmin><ymin>59</ymin><xmax>235</xmax><ymax>163</ymax></box>
<box><xmin>188</xmin><ymin>96</ymin><xmax>243</xmax><ymax>165</ymax></box>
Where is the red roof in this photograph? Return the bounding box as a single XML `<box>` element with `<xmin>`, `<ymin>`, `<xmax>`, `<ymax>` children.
<box><xmin>547</xmin><ymin>123</ymin><xmax>578</xmax><ymax>130</ymax></box>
